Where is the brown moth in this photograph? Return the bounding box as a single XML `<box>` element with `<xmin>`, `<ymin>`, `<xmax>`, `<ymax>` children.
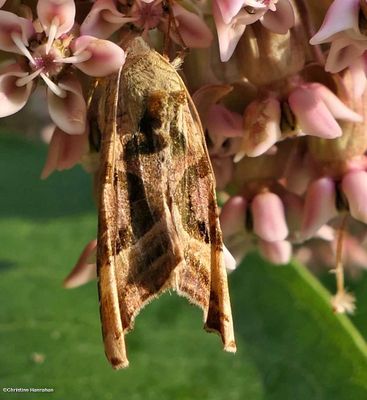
<box><xmin>94</xmin><ymin>37</ymin><xmax>236</xmax><ymax>369</ymax></box>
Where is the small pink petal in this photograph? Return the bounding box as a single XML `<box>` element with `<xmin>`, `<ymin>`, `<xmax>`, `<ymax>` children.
<box><xmin>342</xmin><ymin>170</ymin><xmax>367</xmax><ymax>224</ymax></box>
<box><xmin>37</xmin><ymin>0</ymin><xmax>75</xmax><ymax>38</ymax></box>
<box><xmin>309</xmin><ymin>83</ymin><xmax>362</xmax><ymax>122</ymax></box>
<box><xmin>0</xmin><ymin>0</ymin><xmax>6</xmax><ymax>7</ymax></box>
<box><xmin>259</xmin><ymin>239</ymin><xmax>292</xmax><ymax>265</ymax></box>
<box><xmin>63</xmin><ymin>239</ymin><xmax>97</xmax><ymax>288</ymax></box>
<box><xmin>301</xmin><ymin>177</ymin><xmax>338</xmax><ymax>239</ymax></box>
<box><xmin>288</xmin><ymin>86</ymin><xmax>342</xmax><ymax>138</ymax></box>
<box><xmin>170</xmin><ymin>3</ymin><xmax>213</xmax><ymax>48</ymax></box>
<box><xmin>71</xmin><ymin>35</ymin><xmax>125</xmax><ymax>77</ymax></box>
<box><xmin>261</xmin><ymin>0</ymin><xmax>295</xmax><ymax>34</ymax></box>
<box><xmin>47</xmin><ymin>75</ymin><xmax>86</xmax><ymax>134</ymax></box>
<box><xmin>310</xmin><ymin>0</ymin><xmax>360</xmax><ymax>45</ymax></box>
<box><xmin>206</xmin><ymin>104</ymin><xmax>243</xmax><ymax>157</ymax></box>
<box><xmin>215</xmin><ymin>0</ymin><xmax>246</xmax><ymax>24</ymax></box>
<box><xmin>80</xmin><ymin>0</ymin><xmax>133</xmax><ymax>39</ymax></box>
<box><xmin>251</xmin><ymin>191</ymin><xmax>289</xmax><ymax>242</ymax></box>
<box><xmin>192</xmin><ymin>84</ymin><xmax>233</xmax><ymax>123</ymax></box>
<box><xmin>236</xmin><ymin>96</ymin><xmax>281</xmax><ymax>160</ymax></box>
<box><xmin>0</xmin><ymin>63</ymin><xmax>33</xmax><ymax>117</ymax></box>
<box><xmin>220</xmin><ymin>196</ymin><xmax>247</xmax><ymax>237</ymax></box>
<box><xmin>207</xmin><ymin>104</ymin><xmax>243</xmax><ymax>138</ymax></box>
<box><xmin>213</xmin><ymin>1</ymin><xmax>246</xmax><ymax>62</ymax></box>
<box><xmin>348</xmin><ymin>56</ymin><xmax>367</xmax><ymax>98</ymax></box>
<box><xmin>41</xmin><ymin>126</ymin><xmax>89</xmax><ymax>179</ymax></box>
<box><xmin>324</xmin><ymin>35</ymin><xmax>367</xmax><ymax>73</ymax></box>
<box><xmin>0</xmin><ymin>10</ymin><xmax>35</xmax><ymax>53</ymax></box>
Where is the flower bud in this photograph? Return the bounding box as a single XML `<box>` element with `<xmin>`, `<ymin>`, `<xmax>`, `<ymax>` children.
<box><xmin>342</xmin><ymin>170</ymin><xmax>367</xmax><ymax>224</ymax></box>
<box><xmin>251</xmin><ymin>191</ymin><xmax>289</xmax><ymax>242</ymax></box>
<box><xmin>235</xmin><ymin>96</ymin><xmax>281</xmax><ymax>160</ymax></box>
<box><xmin>220</xmin><ymin>195</ymin><xmax>247</xmax><ymax>237</ymax></box>
<box><xmin>302</xmin><ymin>177</ymin><xmax>338</xmax><ymax>239</ymax></box>
<box><xmin>259</xmin><ymin>239</ymin><xmax>292</xmax><ymax>264</ymax></box>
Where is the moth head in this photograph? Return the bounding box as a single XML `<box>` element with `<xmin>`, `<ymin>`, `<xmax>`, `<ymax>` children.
<box><xmin>126</xmin><ymin>37</ymin><xmax>151</xmax><ymax>59</ymax></box>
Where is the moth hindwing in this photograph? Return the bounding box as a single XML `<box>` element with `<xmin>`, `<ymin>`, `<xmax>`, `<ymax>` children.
<box><xmin>96</xmin><ymin>37</ymin><xmax>236</xmax><ymax>369</ymax></box>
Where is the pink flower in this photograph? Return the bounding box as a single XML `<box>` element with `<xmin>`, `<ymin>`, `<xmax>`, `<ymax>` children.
<box><xmin>41</xmin><ymin>126</ymin><xmax>89</xmax><ymax>179</ymax></box>
<box><xmin>131</xmin><ymin>0</ymin><xmax>165</xmax><ymax>32</ymax></box>
<box><xmin>342</xmin><ymin>170</ymin><xmax>367</xmax><ymax>224</ymax></box>
<box><xmin>302</xmin><ymin>177</ymin><xmax>338</xmax><ymax>239</ymax></box>
<box><xmin>0</xmin><ymin>63</ymin><xmax>33</xmax><ymax>117</ymax></box>
<box><xmin>47</xmin><ymin>75</ymin><xmax>87</xmax><ymax>135</ymax></box>
<box><xmin>0</xmin><ymin>5</ymin><xmax>125</xmax><ymax>134</ymax></box>
<box><xmin>82</xmin><ymin>0</ymin><xmax>212</xmax><ymax>48</ymax></box>
<box><xmin>251</xmin><ymin>191</ymin><xmax>289</xmax><ymax>242</ymax></box>
<box><xmin>0</xmin><ymin>11</ymin><xmax>35</xmax><ymax>54</ymax></box>
<box><xmin>37</xmin><ymin>0</ymin><xmax>76</xmax><ymax>50</ymax></box>
<box><xmin>259</xmin><ymin>239</ymin><xmax>292</xmax><ymax>264</ymax></box>
<box><xmin>192</xmin><ymin>85</ymin><xmax>244</xmax><ymax>189</ymax></box>
<box><xmin>213</xmin><ymin>0</ymin><xmax>295</xmax><ymax>61</ymax></box>
<box><xmin>310</xmin><ymin>0</ymin><xmax>367</xmax><ymax>73</ymax></box>
<box><xmin>64</xmin><ymin>239</ymin><xmax>97</xmax><ymax>288</ymax></box>
<box><xmin>202</xmin><ymin>104</ymin><xmax>243</xmax><ymax>188</ymax></box>
<box><xmin>168</xmin><ymin>2</ymin><xmax>213</xmax><ymax>48</ymax></box>
<box><xmin>349</xmin><ymin>55</ymin><xmax>367</xmax><ymax>98</ymax></box>
<box><xmin>68</xmin><ymin>36</ymin><xmax>126</xmax><ymax>77</ymax></box>
<box><xmin>235</xmin><ymin>95</ymin><xmax>281</xmax><ymax>160</ymax></box>
<box><xmin>288</xmin><ymin>83</ymin><xmax>362</xmax><ymax>139</ymax></box>
<box><xmin>80</xmin><ymin>0</ymin><xmax>136</xmax><ymax>39</ymax></box>
<box><xmin>219</xmin><ymin>188</ymin><xmax>299</xmax><ymax>266</ymax></box>
<box><xmin>192</xmin><ymin>84</ymin><xmax>234</xmax><ymax>122</ymax></box>
<box><xmin>206</xmin><ymin>104</ymin><xmax>244</xmax><ymax>157</ymax></box>
<box><xmin>220</xmin><ymin>196</ymin><xmax>247</xmax><ymax>237</ymax></box>
<box><xmin>212</xmin><ymin>1</ymin><xmax>246</xmax><ymax>62</ymax></box>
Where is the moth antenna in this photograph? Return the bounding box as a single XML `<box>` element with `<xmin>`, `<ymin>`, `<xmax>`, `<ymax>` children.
<box><xmin>86</xmin><ymin>78</ymin><xmax>100</xmax><ymax>109</ymax></box>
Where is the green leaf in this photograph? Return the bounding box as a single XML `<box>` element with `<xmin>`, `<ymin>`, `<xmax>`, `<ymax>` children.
<box><xmin>232</xmin><ymin>254</ymin><xmax>367</xmax><ymax>399</ymax></box>
<box><xmin>0</xmin><ymin>134</ymin><xmax>366</xmax><ymax>399</ymax></box>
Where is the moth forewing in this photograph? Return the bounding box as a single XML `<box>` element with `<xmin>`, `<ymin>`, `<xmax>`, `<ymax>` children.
<box><xmin>96</xmin><ymin>66</ymin><xmax>129</xmax><ymax>369</ymax></box>
<box><xmin>96</xmin><ymin>37</ymin><xmax>236</xmax><ymax>369</ymax></box>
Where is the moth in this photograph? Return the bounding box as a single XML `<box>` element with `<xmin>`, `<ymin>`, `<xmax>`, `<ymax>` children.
<box><xmin>93</xmin><ymin>37</ymin><xmax>236</xmax><ymax>369</ymax></box>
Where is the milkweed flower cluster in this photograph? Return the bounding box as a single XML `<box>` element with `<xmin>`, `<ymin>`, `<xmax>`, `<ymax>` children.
<box><xmin>2</xmin><ymin>0</ymin><xmax>367</xmax><ymax>314</ymax></box>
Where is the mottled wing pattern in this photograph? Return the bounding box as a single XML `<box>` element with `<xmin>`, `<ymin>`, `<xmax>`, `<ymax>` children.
<box><xmin>96</xmin><ymin>38</ymin><xmax>236</xmax><ymax>369</ymax></box>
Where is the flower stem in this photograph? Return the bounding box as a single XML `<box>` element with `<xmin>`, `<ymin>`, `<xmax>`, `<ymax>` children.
<box><xmin>293</xmin><ymin>0</ymin><xmax>325</xmax><ymax>65</ymax></box>
<box><xmin>335</xmin><ymin>214</ymin><xmax>348</xmax><ymax>294</ymax></box>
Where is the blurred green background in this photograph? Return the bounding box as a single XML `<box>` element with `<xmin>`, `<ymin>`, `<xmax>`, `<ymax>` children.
<box><xmin>1</xmin><ymin>133</ymin><xmax>367</xmax><ymax>400</ymax></box>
